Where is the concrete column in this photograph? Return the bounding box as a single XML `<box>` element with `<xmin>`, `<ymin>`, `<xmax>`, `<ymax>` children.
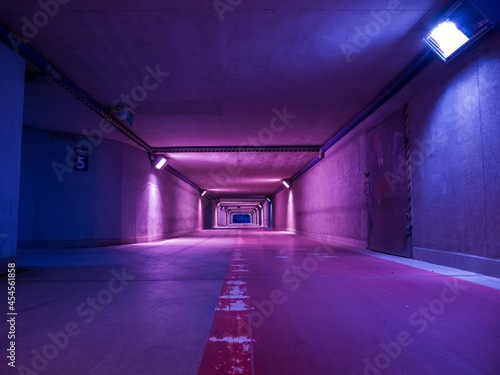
<box><xmin>0</xmin><ymin>43</ymin><xmax>24</xmax><ymax>272</ymax></box>
<box><xmin>213</xmin><ymin>204</ymin><xmax>218</xmax><ymax>228</ymax></box>
<box><xmin>263</xmin><ymin>203</ymin><xmax>271</xmax><ymax>228</ymax></box>
<box><xmin>269</xmin><ymin>202</ymin><xmax>273</xmax><ymax>229</ymax></box>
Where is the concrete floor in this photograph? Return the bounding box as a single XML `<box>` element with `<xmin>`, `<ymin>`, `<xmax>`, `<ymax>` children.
<box><xmin>2</xmin><ymin>229</ymin><xmax>500</xmax><ymax>375</ymax></box>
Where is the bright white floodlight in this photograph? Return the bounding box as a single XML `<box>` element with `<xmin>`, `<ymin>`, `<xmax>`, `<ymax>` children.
<box><xmin>155</xmin><ymin>158</ymin><xmax>167</xmax><ymax>169</ymax></box>
<box><xmin>423</xmin><ymin>0</ymin><xmax>496</xmax><ymax>62</ymax></box>
<box><xmin>428</xmin><ymin>20</ymin><xmax>469</xmax><ymax>59</ymax></box>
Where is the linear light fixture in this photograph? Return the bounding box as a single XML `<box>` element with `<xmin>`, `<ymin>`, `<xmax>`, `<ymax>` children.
<box><xmin>153</xmin><ymin>155</ymin><xmax>168</xmax><ymax>170</ymax></box>
<box><xmin>282</xmin><ymin>180</ymin><xmax>291</xmax><ymax>189</ymax></box>
<box><xmin>423</xmin><ymin>0</ymin><xmax>496</xmax><ymax>62</ymax></box>
<box><xmin>201</xmin><ymin>190</ymin><xmax>207</xmax><ymax>197</ymax></box>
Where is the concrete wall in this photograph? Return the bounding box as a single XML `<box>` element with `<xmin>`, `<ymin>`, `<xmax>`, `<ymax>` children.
<box><xmin>273</xmin><ymin>188</ymin><xmax>290</xmax><ymax>231</ymax></box>
<box><xmin>409</xmin><ymin>30</ymin><xmax>500</xmax><ymax>276</ymax></box>
<box><xmin>273</xmin><ymin>125</ymin><xmax>367</xmax><ymax>248</ymax></box>
<box><xmin>262</xmin><ymin>201</ymin><xmax>271</xmax><ymax>228</ymax></box>
<box><xmin>273</xmin><ymin>29</ymin><xmax>500</xmax><ymax>276</ymax></box>
<box><xmin>0</xmin><ymin>43</ymin><xmax>24</xmax><ymax>271</ymax></box>
<box><xmin>121</xmin><ymin>145</ymin><xmax>200</xmax><ymax>242</ymax></box>
<box><xmin>18</xmin><ymin>128</ymin><xmax>200</xmax><ymax>248</ymax></box>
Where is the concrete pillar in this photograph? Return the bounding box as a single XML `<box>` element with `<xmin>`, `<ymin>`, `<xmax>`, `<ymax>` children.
<box><xmin>0</xmin><ymin>43</ymin><xmax>25</xmax><ymax>272</ymax></box>
<box><xmin>213</xmin><ymin>204</ymin><xmax>218</xmax><ymax>228</ymax></box>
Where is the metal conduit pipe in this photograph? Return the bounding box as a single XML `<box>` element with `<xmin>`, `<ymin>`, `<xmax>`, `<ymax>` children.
<box><xmin>272</xmin><ymin>49</ymin><xmax>434</xmax><ymax>198</ymax></box>
<box><xmin>0</xmin><ymin>23</ymin><xmax>204</xmax><ymax>194</ymax></box>
<box><xmin>152</xmin><ymin>145</ymin><xmax>321</xmax><ymax>153</ymax></box>
<box><xmin>164</xmin><ymin>165</ymin><xmax>202</xmax><ymax>192</ymax></box>
<box><xmin>0</xmin><ymin>23</ymin><xmax>153</xmax><ymax>154</ymax></box>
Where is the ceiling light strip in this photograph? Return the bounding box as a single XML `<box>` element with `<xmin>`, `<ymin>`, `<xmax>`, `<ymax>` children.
<box><xmin>152</xmin><ymin>146</ymin><xmax>322</xmax><ymax>153</ymax></box>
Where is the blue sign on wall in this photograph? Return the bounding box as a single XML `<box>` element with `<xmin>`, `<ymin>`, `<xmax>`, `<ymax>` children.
<box><xmin>74</xmin><ymin>148</ymin><xmax>89</xmax><ymax>172</ymax></box>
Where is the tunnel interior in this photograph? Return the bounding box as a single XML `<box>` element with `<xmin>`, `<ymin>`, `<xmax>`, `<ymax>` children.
<box><xmin>1</xmin><ymin>0</ymin><xmax>500</xmax><ymax>374</ymax></box>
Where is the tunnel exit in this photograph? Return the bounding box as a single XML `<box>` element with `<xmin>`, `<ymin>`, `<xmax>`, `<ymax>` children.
<box><xmin>232</xmin><ymin>213</ymin><xmax>251</xmax><ymax>224</ymax></box>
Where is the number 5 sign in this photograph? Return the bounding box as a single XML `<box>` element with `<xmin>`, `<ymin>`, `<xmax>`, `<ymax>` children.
<box><xmin>74</xmin><ymin>148</ymin><xmax>89</xmax><ymax>172</ymax></box>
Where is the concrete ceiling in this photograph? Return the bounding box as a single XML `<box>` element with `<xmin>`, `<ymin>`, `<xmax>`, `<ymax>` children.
<box><xmin>0</xmin><ymin>0</ymin><xmax>451</xmax><ymax>197</ymax></box>
<box><xmin>218</xmin><ymin>198</ymin><xmax>268</xmax><ymax>215</ymax></box>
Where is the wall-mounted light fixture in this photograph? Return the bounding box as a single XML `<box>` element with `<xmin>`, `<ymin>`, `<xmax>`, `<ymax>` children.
<box><xmin>423</xmin><ymin>0</ymin><xmax>496</xmax><ymax>62</ymax></box>
<box><xmin>152</xmin><ymin>155</ymin><xmax>168</xmax><ymax>170</ymax></box>
<box><xmin>201</xmin><ymin>190</ymin><xmax>207</xmax><ymax>197</ymax></box>
<box><xmin>282</xmin><ymin>179</ymin><xmax>291</xmax><ymax>188</ymax></box>
<box><xmin>266</xmin><ymin>197</ymin><xmax>271</xmax><ymax>202</ymax></box>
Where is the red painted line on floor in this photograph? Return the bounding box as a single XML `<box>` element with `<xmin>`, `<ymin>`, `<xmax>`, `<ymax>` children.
<box><xmin>197</xmin><ymin>236</ymin><xmax>256</xmax><ymax>375</ymax></box>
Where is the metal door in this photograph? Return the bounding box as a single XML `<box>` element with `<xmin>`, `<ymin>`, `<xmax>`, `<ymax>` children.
<box><xmin>366</xmin><ymin>109</ymin><xmax>411</xmax><ymax>257</ymax></box>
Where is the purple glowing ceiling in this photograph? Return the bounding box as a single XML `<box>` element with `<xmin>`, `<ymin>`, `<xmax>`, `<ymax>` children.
<box><xmin>1</xmin><ymin>0</ymin><xmax>451</xmax><ymax>196</ymax></box>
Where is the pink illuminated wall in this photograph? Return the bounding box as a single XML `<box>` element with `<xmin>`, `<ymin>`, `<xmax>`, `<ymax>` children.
<box><xmin>273</xmin><ymin>31</ymin><xmax>500</xmax><ymax>275</ymax></box>
<box><xmin>18</xmin><ymin>129</ymin><xmax>201</xmax><ymax>248</ymax></box>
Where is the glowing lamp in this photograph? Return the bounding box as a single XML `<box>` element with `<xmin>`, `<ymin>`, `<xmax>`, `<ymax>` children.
<box><xmin>423</xmin><ymin>0</ymin><xmax>495</xmax><ymax>62</ymax></box>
